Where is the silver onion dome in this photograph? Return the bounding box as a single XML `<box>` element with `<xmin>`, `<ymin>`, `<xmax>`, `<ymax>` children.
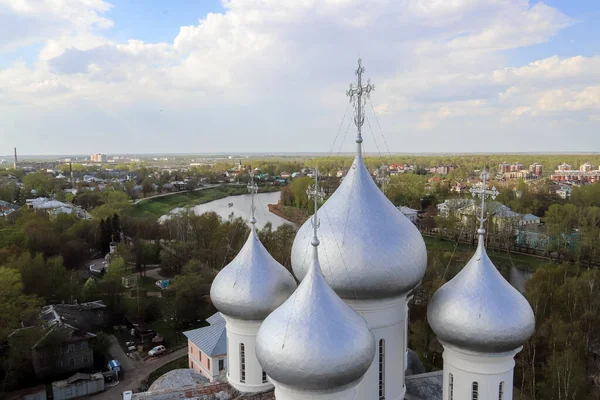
<box><xmin>427</xmin><ymin>229</ymin><xmax>535</xmax><ymax>353</ymax></box>
<box><xmin>210</xmin><ymin>224</ymin><xmax>297</xmax><ymax>321</ymax></box>
<box><xmin>256</xmin><ymin>238</ymin><xmax>375</xmax><ymax>391</ymax></box>
<box><xmin>291</xmin><ymin>154</ymin><xmax>427</xmax><ymax>299</ymax></box>
<box><xmin>257</xmin><ymin>170</ymin><xmax>375</xmax><ymax>391</ymax></box>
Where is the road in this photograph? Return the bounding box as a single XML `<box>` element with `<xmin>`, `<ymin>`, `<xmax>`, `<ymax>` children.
<box><xmin>89</xmin><ymin>339</ymin><xmax>187</xmax><ymax>400</ymax></box>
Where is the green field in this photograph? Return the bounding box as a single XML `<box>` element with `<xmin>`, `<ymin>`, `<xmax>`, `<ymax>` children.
<box><xmin>423</xmin><ymin>235</ymin><xmax>551</xmax><ymax>272</ymax></box>
<box><xmin>129</xmin><ymin>185</ymin><xmax>275</xmax><ymax>219</ymax></box>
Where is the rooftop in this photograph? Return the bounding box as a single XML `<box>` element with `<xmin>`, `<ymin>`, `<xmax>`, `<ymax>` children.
<box><xmin>148</xmin><ymin>369</ymin><xmax>209</xmax><ymax>392</ymax></box>
<box><xmin>405</xmin><ymin>371</ymin><xmax>443</xmax><ymax>400</ymax></box>
<box><xmin>183</xmin><ymin>312</ymin><xmax>227</xmax><ymax>357</ymax></box>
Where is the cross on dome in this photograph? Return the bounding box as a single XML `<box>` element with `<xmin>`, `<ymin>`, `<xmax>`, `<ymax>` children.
<box><xmin>306</xmin><ymin>168</ymin><xmax>325</xmax><ymax>246</ymax></box>
<box><xmin>347</xmin><ymin>58</ymin><xmax>374</xmax><ymax>152</ymax></box>
<box><xmin>247</xmin><ymin>171</ymin><xmax>258</xmax><ymax>225</ymax></box>
<box><xmin>469</xmin><ymin>170</ymin><xmax>499</xmax><ymax>235</ymax></box>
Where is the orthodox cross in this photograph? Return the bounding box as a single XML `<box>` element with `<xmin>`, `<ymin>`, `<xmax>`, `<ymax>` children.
<box><xmin>376</xmin><ymin>164</ymin><xmax>390</xmax><ymax>194</ymax></box>
<box><xmin>306</xmin><ymin>168</ymin><xmax>326</xmax><ymax>241</ymax></box>
<box><xmin>247</xmin><ymin>172</ymin><xmax>258</xmax><ymax>225</ymax></box>
<box><xmin>469</xmin><ymin>170</ymin><xmax>499</xmax><ymax>231</ymax></box>
<box><xmin>346</xmin><ymin>59</ymin><xmax>374</xmax><ymax>152</ymax></box>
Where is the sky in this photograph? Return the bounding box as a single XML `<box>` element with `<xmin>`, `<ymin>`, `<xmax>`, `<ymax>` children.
<box><xmin>1</xmin><ymin>0</ymin><xmax>600</xmax><ymax>155</ymax></box>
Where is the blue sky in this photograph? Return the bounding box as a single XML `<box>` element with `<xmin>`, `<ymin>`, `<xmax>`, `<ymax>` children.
<box><xmin>0</xmin><ymin>0</ymin><xmax>599</xmax><ymax>155</ymax></box>
<box><xmin>105</xmin><ymin>0</ymin><xmax>224</xmax><ymax>43</ymax></box>
<box><xmin>505</xmin><ymin>0</ymin><xmax>600</xmax><ymax>64</ymax></box>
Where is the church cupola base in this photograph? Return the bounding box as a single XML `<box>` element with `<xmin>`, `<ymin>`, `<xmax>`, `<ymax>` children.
<box><xmin>345</xmin><ymin>295</ymin><xmax>408</xmax><ymax>400</ymax></box>
<box><xmin>441</xmin><ymin>343</ymin><xmax>521</xmax><ymax>400</ymax></box>
<box><xmin>223</xmin><ymin>316</ymin><xmax>273</xmax><ymax>393</ymax></box>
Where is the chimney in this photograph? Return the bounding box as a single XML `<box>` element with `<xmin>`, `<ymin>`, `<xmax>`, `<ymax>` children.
<box><xmin>13</xmin><ymin>148</ymin><xmax>17</xmax><ymax>170</ymax></box>
<box><xmin>69</xmin><ymin>162</ymin><xmax>74</xmax><ymax>187</ymax></box>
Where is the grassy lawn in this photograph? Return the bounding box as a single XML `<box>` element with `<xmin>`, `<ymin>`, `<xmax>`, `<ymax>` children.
<box><xmin>423</xmin><ymin>235</ymin><xmax>550</xmax><ymax>272</ymax></box>
<box><xmin>143</xmin><ymin>355</ymin><xmax>189</xmax><ymax>388</ymax></box>
<box><xmin>129</xmin><ymin>185</ymin><xmax>249</xmax><ymax>219</ymax></box>
<box><xmin>129</xmin><ymin>185</ymin><xmax>279</xmax><ymax>220</ymax></box>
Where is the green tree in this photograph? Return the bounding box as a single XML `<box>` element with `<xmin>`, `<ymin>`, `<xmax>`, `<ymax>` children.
<box><xmin>81</xmin><ymin>278</ymin><xmax>98</xmax><ymax>302</ymax></box>
<box><xmin>0</xmin><ymin>267</ymin><xmax>42</xmax><ymax>343</ymax></box>
<box><xmin>544</xmin><ymin>204</ymin><xmax>579</xmax><ymax>260</ymax></box>
<box><xmin>171</xmin><ymin>260</ymin><xmax>215</xmax><ymax>326</ymax></box>
<box><xmin>386</xmin><ymin>174</ymin><xmax>427</xmax><ymax>208</ymax></box>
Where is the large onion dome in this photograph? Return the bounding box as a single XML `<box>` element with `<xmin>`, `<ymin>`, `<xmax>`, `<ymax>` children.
<box><xmin>427</xmin><ymin>229</ymin><xmax>535</xmax><ymax>353</ymax></box>
<box><xmin>291</xmin><ymin>154</ymin><xmax>427</xmax><ymax>299</ymax></box>
<box><xmin>256</xmin><ymin>235</ymin><xmax>375</xmax><ymax>391</ymax></box>
<box><xmin>210</xmin><ymin>223</ymin><xmax>297</xmax><ymax>321</ymax></box>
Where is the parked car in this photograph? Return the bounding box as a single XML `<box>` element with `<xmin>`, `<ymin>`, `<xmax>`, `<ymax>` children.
<box><xmin>148</xmin><ymin>345</ymin><xmax>166</xmax><ymax>356</ymax></box>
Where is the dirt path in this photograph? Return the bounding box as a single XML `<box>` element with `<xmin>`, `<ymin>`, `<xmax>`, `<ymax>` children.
<box><xmin>89</xmin><ymin>347</ymin><xmax>187</xmax><ymax>399</ymax></box>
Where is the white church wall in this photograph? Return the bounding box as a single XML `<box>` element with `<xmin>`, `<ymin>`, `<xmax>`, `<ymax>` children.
<box><xmin>222</xmin><ymin>316</ymin><xmax>272</xmax><ymax>393</ymax></box>
<box><xmin>346</xmin><ymin>295</ymin><xmax>408</xmax><ymax>400</ymax></box>
<box><xmin>441</xmin><ymin>344</ymin><xmax>519</xmax><ymax>400</ymax></box>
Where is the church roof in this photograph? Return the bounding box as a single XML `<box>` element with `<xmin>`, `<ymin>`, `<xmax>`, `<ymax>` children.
<box><xmin>183</xmin><ymin>313</ymin><xmax>227</xmax><ymax>357</ymax></box>
<box><xmin>210</xmin><ymin>201</ymin><xmax>296</xmax><ymax>321</ymax></box>
<box><xmin>405</xmin><ymin>371</ymin><xmax>443</xmax><ymax>400</ymax></box>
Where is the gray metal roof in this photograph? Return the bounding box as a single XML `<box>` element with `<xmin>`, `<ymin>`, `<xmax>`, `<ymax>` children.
<box><xmin>206</xmin><ymin>312</ymin><xmax>225</xmax><ymax>325</ymax></box>
<box><xmin>184</xmin><ymin>313</ymin><xmax>227</xmax><ymax>357</ymax></box>
<box><xmin>405</xmin><ymin>371</ymin><xmax>443</xmax><ymax>400</ymax></box>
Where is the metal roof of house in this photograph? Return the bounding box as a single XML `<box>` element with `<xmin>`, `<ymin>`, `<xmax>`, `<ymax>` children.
<box><xmin>183</xmin><ymin>313</ymin><xmax>227</xmax><ymax>357</ymax></box>
<box><xmin>405</xmin><ymin>371</ymin><xmax>443</xmax><ymax>400</ymax></box>
<box><xmin>522</xmin><ymin>213</ymin><xmax>540</xmax><ymax>221</ymax></box>
<box><xmin>206</xmin><ymin>312</ymin><xmax>225</xmax><ymax>325</ymax></box>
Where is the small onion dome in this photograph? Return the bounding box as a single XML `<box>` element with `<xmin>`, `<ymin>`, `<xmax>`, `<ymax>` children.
<box><xmin>427</xmin><ymin>230</ymin><xmax>535</xmax><ymax>353</ymax></box>
<box><xmin>291</xmin><ymin>155</ymin><xmax>427</xmax><ymax>299</ymax></box>
<box><xmin>256</xmin><ymin>239</ymin><xmax>375</xmax><ymax>391</ymax></box>
<box><xmin>210</xmin><ymin>225</ymin><xmax>297</xmax><ymax>321</ymax></box>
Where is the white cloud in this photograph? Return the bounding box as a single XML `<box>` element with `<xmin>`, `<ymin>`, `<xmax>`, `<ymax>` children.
<box><xmin>0</xmin><ymin>0</ymin><xmax>598</xmax><ymax>154</ymax></box>
<box><xmin>0</xmin><ymin>0</ymin><xmax>112</xmax><ymax>52</ymax></box>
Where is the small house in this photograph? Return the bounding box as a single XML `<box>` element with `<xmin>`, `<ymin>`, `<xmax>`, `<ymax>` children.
<box><xmin>183</xmin><ymin>313</ymin><xmax>227</xmax><ymax>382</ymax></box>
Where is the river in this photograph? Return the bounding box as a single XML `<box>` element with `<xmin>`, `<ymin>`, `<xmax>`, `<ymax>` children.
<box><xmin>160</xmin><ymin>191</ymin><xmax>292</xmax><ymax>230</ymax></box>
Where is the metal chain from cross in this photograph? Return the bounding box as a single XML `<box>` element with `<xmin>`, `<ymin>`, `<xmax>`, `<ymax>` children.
<box><xmin>306</xmin><ymin>168</ymin><xmax>325</xmax><ymax>241</ymax></box>
<box><xmin>469</xmin><ymin>170</ymin><xmax>499</xmax><ymax>231</ymax></box>
<box><xmin>346</xmin><ymin>59</ymin><xmax>374</xmax><ymax>147</ymax></box>
<box><xmin>247</xmin><ymin>171</ymin><xmax>258</xmax><ymax>225</ymax></box>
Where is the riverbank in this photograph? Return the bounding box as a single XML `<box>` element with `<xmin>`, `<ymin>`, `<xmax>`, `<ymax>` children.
<box><xmin>268</xmin><ymin>202</ymin><xmax>310</xmax><ymax>226</ymax></box>
<box><xmin>130</xmin><ymin>185</ymin><xmax>278</xmax><ymax>220</ymax></box>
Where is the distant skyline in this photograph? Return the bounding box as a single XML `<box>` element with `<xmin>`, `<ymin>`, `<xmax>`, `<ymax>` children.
<box><xmin>1</xmin><ymin>0</ymin><xmax>600</xmax><ymax>154</ymax></box>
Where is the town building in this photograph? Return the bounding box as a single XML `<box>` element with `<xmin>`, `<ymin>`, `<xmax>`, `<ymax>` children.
<box><xmin>183</xmin><ymin>313</ymin><xmax>228</xmax><ymax>383</ymax></box>
<box><xmin>25</xmin><ymin>198</ymin><xmax>91</xmax><ymax>219</ymax></box>
<box><xmin>498</xmin><ymin>161</ymin><xmax>537</xmax><ymax>180</ymax></box>
<box><xmin>90</xmin><ymin>154</ymin><xmax>107</xmax><ymax>163</ymax></box>
<box><xmin>436</xmin><ymin>198</ymin><xmax>539</xmax><ymax>229</ymax></box>
<box><xmin>551</xmin><ymin>162</ymin><xmax>600</xmax><ymax>183</ymax></box>
<box><xmin>428</xmin><ymin>164</ymin><xmax>456</xmax><ymax>175</ymax></box>
<box><xmin>0</xmin><ymin>199</ymin><xmax>19</xmax><ymax>216</ymax></box>
<box><xmin>398</xmin><ymin>206</ymin><xmax>419</xmax><ymax>223</ymax></box>
<box><xmin>528</xmin><ymin>162</ymin><xmax>543</xmax><ymax>177</ymax></box>
<box><xmin>24</xmin><ymin>301</ymin><xmax>107</xmax><ymax>378</ymax></box>
<box><xmin>51</xmin><ymin>372</ymin><xmax>105</xmax><ymax>399</ymax></box>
